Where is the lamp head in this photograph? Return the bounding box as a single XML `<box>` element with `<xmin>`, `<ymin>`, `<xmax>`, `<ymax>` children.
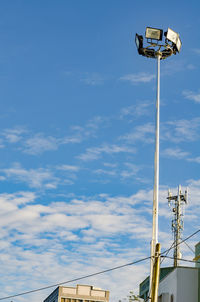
<box><xmin>135</xmin><ymin>33</ymin><xmax>144</xmax><ymax>55</ymax></box>
<box><xmin>165</xmin><ymin>28</ymin><xmax>182</xmax><ymax>53</ymax></box>
<box><xmin>145</xmin><ymin>27</ymin><xmax>163</xmax><ymax>41</ymax></box>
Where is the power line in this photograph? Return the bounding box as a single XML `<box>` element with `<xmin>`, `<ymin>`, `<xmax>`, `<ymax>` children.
<box><xmin>183</xmin><ymin>240</ymin><xmax>195</xmax><ymax>254</ymax></box>
<box><xmin>0</xmin><ymin>228</ymin><xmax>199</xmax><ymax>301</ymax></box>
<box><xmin>160</xmin><ymin>240</ymin><xmax>175</xmax><ymax>265</ymax></box>
<box><xmin>162</xmin><ymin>255</ymin><xmax>200</xmax><ymax>265</ymax></box>
<box><xmin>160</xmin><ymin>229</ymin><xmax>200</xmax><ymax>265</ymax></box>
<box><xmin>0</xmin><ymin>256</ymin><xmax>151</xmax><ymax>301</ymax></box>
<box><xmin>161</xmin><ymin>228</ymin><xmax>200</xmax><ymax>256</ymax></box>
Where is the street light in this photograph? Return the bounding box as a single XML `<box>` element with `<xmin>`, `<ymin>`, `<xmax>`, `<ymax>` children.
<box><xmin>145</xmin><ymin>27</ymin><xmax>163</xmax><ymax>41</ymax></box>
<box><xmin>165</xmin><ymin>28</ymin><xmax>182</xmax><ymax>53</ymax></box>
<box><xmin>135</xmin><ymin>26</ymin><xmax>181</xmax><ymax>301</ymax></box>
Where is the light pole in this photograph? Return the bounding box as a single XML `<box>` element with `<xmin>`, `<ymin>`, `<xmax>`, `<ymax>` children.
<box><xmin>135</xmin><ymin>27</ymin><xmax>182</xmax><ymax>301</ymax></box>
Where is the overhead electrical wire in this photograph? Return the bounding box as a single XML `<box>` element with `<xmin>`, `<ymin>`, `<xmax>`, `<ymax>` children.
<box><xmin>161</xmin><ymin>228</ymin><xmax>200</xmax><ymax>256</ymax></box>
<box><xmin>0</xmin><ymin>228</ymin><xmax>199</xmax><ymax>301</ymax></box>
<box><xmin>0</xmin><ymin>256</ymin><xmax>151</xmax><ymax>301</ymax></box>
<box><xmin>162</xmin><ymin>255</ymin><xmax>200</xmax><ymax>265</ymax></box>
<box><xmin>160</xmin><ymin>240</ymin><xmax>175</xmax><ymax>265</ymax></box>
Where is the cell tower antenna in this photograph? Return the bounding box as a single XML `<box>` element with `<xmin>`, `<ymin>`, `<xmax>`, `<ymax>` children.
<box><xmin>167</xmin><ymin>185</ymin><xmax>188</xmax><ymax>267</ymax></box>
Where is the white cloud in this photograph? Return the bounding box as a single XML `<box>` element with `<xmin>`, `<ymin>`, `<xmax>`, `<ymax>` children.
<box><xmin>80</xmin><ymin>72</ymin><xmax>104</xmax><ymax>85</ymax></box>
<box><xmin>161</xmin><ymin>60</ymin><xmax>184</xmax><ymax>75</ymax></box>
<box><xmin>94</xmin><ymin>169</ymin><xmax>117</xmax><ymax>177</ymax></box>
<box><xmin>120</xmin><ymin>102</ymin><xmax>152</xmax><ymax>120</ymax></box>
<box><xmin>120</xmin><ymin>122</ymin><xmax>154</xmax><ymax>144</ymax></box>
<box><xmin>162</xmin><ymin>147</ymin><xmax>190</xmax><ymax>159</ymax></box>
<box><xmin>187</xmin><ymin>156</ymin><xmax>200</xmax><ymax>164</ymax></box>
<box><xmin>163</xmin><ymin>118</ymin><xmax>200</xmax><ymax>142</ymax></box>
<box><xmin>63</xmin><ymin>116</ymin><xmax>108</xmax><ymax>145</ymax></box>
<box><xmin>78</xmin><ymin>144</ymin><xmax>136</xmax><ymax>161</ymax></box>
<box><xmin>0</xmin><ymin>183</ymin><xmax>198</xmax><ymax>302</ymax></box>
<box><xmin>120</xmin><ymin>72</ymin><xmax>155</xmax><ymax>84</ymax></box>
<box><xmin>2</xmin><ymin>163</ymin><xmax>59</xmax><ymax>189</ymax></box>
<box><xmin>186</xmin><ymin>64</ymin><xmax>196</xmax><ymax>70</ymax></box>
<box><xmin>57</xmin><ymin>165</ymin><xmax>80</xmax><ymax>172</ymax></box>
<box><xmin>192</xmin><ymin>48</ymin><xmax>200</xmax><ymax>55</ymax></box>
<box><xmin>1</xmin><ymin>115</ymin><xmax>108</xmax><ymax>156</ymax></box>
<box><xmin>120</xmin><ymin>163</ymin><xmax>141</xmax><ymax>179</ymax></box>
<box><xmin>3</xmin><ymin>127</ymin><xmax>27</xmax><ymax>143</ymax></box>
<box><xmin>23</xmin><ymin>133</ymin><xmax>59</xmax><ymax>155</ymax></box>
<box><xmin>0</xmin><ymin>139</ymin><xmax>4</xmax><ymax>148</ymax></box>
<box><xmin>183</xmin><ymin>90</ymin><xmax>200</xmax><ymax>103</ymax></box>
<box><xmin>93</xmin><ymin>162</ymin><xmax>141</xmax><ymax>181</ymax></box>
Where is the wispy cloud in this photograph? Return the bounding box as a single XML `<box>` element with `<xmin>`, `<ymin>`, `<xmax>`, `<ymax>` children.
<box><xmin>187</xmin><ymin>156</ymin><xmax>200</xmax><ymax>164</ymax></box>
<box><xmin>120</xmin><ymin>163</ymin><xmax>141</xmax><ymax>179</ymax></box>
<box><xmin>94</xmin><ymin>168</ymin><xmax>117</xmax><ymax>177</ymax></box>
<box><xmin>78</xmin><ymin>144</ymin><xmax>136</xmax><ymax>161</ymax></box>
<box><xmin>2</xmin><ymin>163</ymin><xmax>59</xmax><ymax>189</ymax></box>
<box><xmin>56</xmin><ymin>165</ymin><xmax>80</xmax><ymax>172</ymax></box>
<box><xmin>63</xmin><ymin>116</ymin><xmax>108</xmax><ymax>145</ymax></box>
<box><xmin>1</xmin><ymin>115</ymin><xmax>109</xmax><ymax>156</ymax></box>
<box><xmin>186</xmin><ymin>64</ymin><xmax>196</xmax><ymax>70</ymax></box>
<box><xmin>192</xmin><ymin>48</ymin><xmax>200</xmax><ymax>55</ymax></box>
<box><xmin>120</xmin><ymin>72</ymin><xmax>155</xmax><ymax>84</ymax></box>
<box><xmin>0</xmin><ymin>183</ymin><xmax>197</xmax><ymax>302</ymax></box>
<box><xmin>120</xmin><ymin>102</ymin><xmax>152</xmax><ymax>120</ymax></box>
<box><xmin>3</xmin><ymin>127</ymin><xmax>27</xmax><ymax>143</ymax></box>
<box><xmin>23</xmin><ymin>133</ymin><xmax>59</xmax><ymax>155</ymax></box>
<box><xmin>93</xmin><ymin>162</ymin><xmax>142</xmax><ymax>183</ymax></box>
<box><xmin>183</xmin><ymin>90</ymin><xmax>200</xmax><ymax>103</ymax></box>
<box><xmin>80</xmin><ymin>72</ymin><xmax>104</xmax><ymax>85</ymax></box>
<box><xmin>161</xmin><ymin>59</ymin><xmax>185</xmax><ymax>75</ymax></box>
<box><xmin>0</xmin><ymin>138</ymin><xmax>5</xmax><ymax>149</ymax></box>
<box><xmin>162</xmin><ymin>147</ymin><xmax>190</xmax><ymax>159</ymax></box>
<box><xmin>163</xmin><ymin>117</ymin><xmax>200</xmax><ymax>142</ymax></box>
<box><xmin>120</xmin><ymin>122</ymin><xmax>154</xmax><ymax>144</ymax></box>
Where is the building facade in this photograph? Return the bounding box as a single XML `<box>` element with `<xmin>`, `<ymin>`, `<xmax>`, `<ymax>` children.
<box><xmin>43</xmin><ymin>284</ymin><xmax>109</xmax><ymax>302</ymax></box>
<box><xmin>139</xmin><ymin>266</ymin><xmax>200</xmax><ymax>302</ymax></box>
<box><xmin>158</xmin><ymin>267</ymin><xmax>199</xmax><ymax>302</ymax></box>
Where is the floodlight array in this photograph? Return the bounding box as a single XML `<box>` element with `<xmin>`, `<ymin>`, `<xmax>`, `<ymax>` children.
<box><xmin>135</xmin><ymin>26</ymin><xmax>182</xmax><ymax>59</ymax></box>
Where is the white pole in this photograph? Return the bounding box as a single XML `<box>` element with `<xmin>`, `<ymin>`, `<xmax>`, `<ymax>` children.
<box><xmin>150</xmin><ymin>53</ymin><xmax>160</xmax><ymax>298</ymax></box>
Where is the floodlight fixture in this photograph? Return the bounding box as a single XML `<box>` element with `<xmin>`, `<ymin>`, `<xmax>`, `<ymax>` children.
<box><xmin>165</xmin><ymin>28</ymin><xmax>178</xmax><ymax>44</ymax></box>
<box><xmin>165</xmin><ymin>28</ymin><xmax>182</xmax><ymax>53</ymax></box>
<box><xmin>145</xmin><ymin>27</ymin><xmax>163</xmax><ymax>41</ymax></box>
<box><xmin>176</xmin><ymin>36</ymin><xmax>182</xmax><ymax>53</ymax></box>
<box><xmin>135</xmin><ymin>27</ymin><xmax>181</xmax><ymax>59</ymax></box>
<box><xmin>135</xmin><ymin>33</ymin><xmax>144</xmax><ymax>55</ymax></box>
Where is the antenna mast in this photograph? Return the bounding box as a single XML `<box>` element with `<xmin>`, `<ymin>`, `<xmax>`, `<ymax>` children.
<box><xmin>167</xmin><ymin>185</ymin><xmax>188</xmax><ymax>267</ymax></box>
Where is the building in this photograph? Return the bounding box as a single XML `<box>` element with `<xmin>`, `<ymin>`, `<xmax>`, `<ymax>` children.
<box><xmin>43</xmin><ymin>284</ymin><xmax>109</xmax><ymax>302</ymax></box>
<box><xmin>158</xmin><ymin>266</ymin><xmax>199</xmax><ymax>302</ymax></box>
<box><xmin>139</xmin><ymin>266</ymin><xmax>200</xmax><ymax>302</ymax></box>
<box><xmin>139</xmin><ymin>242</ymin><xmax>200</xmax><ymax>302</ymax></box>
<box><xmin>139</xmin><ymin>267</ymin><xmax>174</xmax><ymax>301</ymax></box>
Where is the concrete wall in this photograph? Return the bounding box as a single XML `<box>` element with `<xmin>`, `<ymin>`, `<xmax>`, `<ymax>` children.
<box><xmin>177</xmin><ymin>268</ymin><xmax>198</xmax><ymax>302</ymax></box>
<box><xmin>158</xmin><ymin>267</ymin><xmax>198</xmax><ymax>302</ymax></box>
<box><xmin>158</xmin><ymin>269</ymin><xmax>177</xmax><ymax>301</ymax></box>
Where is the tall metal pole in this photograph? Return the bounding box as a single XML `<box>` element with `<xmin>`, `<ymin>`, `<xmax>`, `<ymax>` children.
<box><xmin>150</xmin><ymin>53</ymin><xmax>161</xmax><ymax>298</ymax></box>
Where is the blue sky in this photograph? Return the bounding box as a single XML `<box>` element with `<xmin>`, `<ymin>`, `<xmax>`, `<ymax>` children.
<box><xmin>0</xmin><ymin>1</ymin><xmax>200</xmax><ymax>301</ymax></box>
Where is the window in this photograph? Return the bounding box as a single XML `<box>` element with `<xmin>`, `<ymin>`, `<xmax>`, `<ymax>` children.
<box><xmin>171</xmin><ymin>294</ymin><xmax>174</xmax><ymax>302</ymax></box>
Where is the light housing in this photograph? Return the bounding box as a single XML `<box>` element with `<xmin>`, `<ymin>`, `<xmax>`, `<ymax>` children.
<box><xmin>176</xmin><ymin>36</ymin><xmax>182</xmax><ymax>53</ymax></box>
<box><xmin>145</xmin><ymin>27</ymin><xmax>163</xmax><ymax>41</ymax></box>
<box><xmin>165</xmin><ymin>28</ymin><xmax>182</xmax><ymax>53</ymax></box>
<box><xmin>135</xmin><ymin>33</ymin><xmax>144</xmax><ymax>55</ymax></box>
